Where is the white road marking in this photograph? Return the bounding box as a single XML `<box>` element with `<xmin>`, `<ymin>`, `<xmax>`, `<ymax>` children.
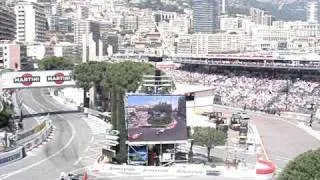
<box><xmin>73</xmin><ymin>157</ymin><xmax>83</xmax><ymax>165</ymax></box>
<box><xmin>0</xmin><ymin>90</ymin><xmax>77</xmax><ymax>180</ymax></box>
<box><xmin>22</xmin><ymin>104</ymin><xmax>41</xmax><ymax>124</ymax></box>
<box><xmin>0</xmin><ymin>118</ymin><xmax>76</xmax><ymax>180</ymax></box>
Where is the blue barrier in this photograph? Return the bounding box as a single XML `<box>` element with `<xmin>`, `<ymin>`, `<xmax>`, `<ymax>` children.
<box><xmin>0</xmin><ymin>146</ymin><xmax>25</xmax><ymax>167</ymax></box>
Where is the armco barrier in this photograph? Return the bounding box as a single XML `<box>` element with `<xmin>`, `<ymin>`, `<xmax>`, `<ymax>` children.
<box><xmin>14</xmin><ymin>118</ymin><xmax>53</xmax><ymax>152</ymax></box>
<box><xmin>16</xmin><ymin>118</ymin><xmax>50</xmax><ymax>144</ymax></box>
<box><xmin>0</xmin><ymin>118</ymin><xmax>53</xmax><ymax>167</ymax></box>
<box><xmin>23</xmin><ymin>125</ymin><xmax>52</xmax><ymax>152</ymax></box>
<box><xmin>0</xmin><ymin>146</ymin><xmax>25</xmax><ymax>167</ymax></box>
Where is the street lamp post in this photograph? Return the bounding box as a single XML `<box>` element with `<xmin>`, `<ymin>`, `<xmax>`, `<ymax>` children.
<box><xmin>310</xmin><ymin>103</ymin><xmax>315</xmax><ymax>127</ymax></box>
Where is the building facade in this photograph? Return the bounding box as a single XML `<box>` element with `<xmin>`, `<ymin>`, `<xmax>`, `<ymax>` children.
<box><xmin>14</xmin><ymin>2</ymin><xmax>46</xmax><ymax>43</ymax></box>
<box><xmin>192</xmin><ymin>0</ymin><xmax>220</xmax><ymax>33</ymax></box>
<box><xmin>307</xmin><ymin>1</ymin><xmax>318</xmax><ymax>24</ymax></box>
<box><xmin>0</xmin><ymin>6</ymin><xmax>16</xmax><ymax>41</ymax></box>
<box><xmin>122</xmin><ymin>14</ymin><xmax>138</xmax><ymax>32</ymax></box>
<box><xmin>176</xmin><ymin>35</ymin><xmax>192</xmax><ymax>54</ymax></box>
<box><xmin>191</xmin><ymin>32</ymin><xmax>247</xmax><ymax>54</ymax></box>
<box><xmin>53</xmin><ymin>43</ymin><xmax>76</xmax><ymax>57</ymax></box>
<box><xmin>48</xmin><ymin>16</ymin><xmax>73</xmax><ymax>33</ymax></box>
<box><xmin>0</xmin><ymin>41</ymin><xmax>21</xmax><ymax>71</ymax></box>
<box><xmin>74</xmin><ymin>19</ymin><xmax>100</xmax><ymax>46</ymax></box>
<box><xmin>250</xmin><ymin>8</ymin><xmax>272</xmax><ymax>26</ymax></box>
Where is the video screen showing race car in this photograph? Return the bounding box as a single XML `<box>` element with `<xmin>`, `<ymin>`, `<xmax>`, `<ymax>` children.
<box><xmin>127</xmin><ymin>95</ymin><xmax>187</xmax><ymax>142</ymax></box>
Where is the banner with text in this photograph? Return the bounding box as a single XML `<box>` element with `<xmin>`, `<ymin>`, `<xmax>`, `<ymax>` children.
<box><xmin>0</xmin><ymin>70</ymin><xmax>76</xmax><ymax>89</ymax></box>
<box><xmin>88</xmin><ymin>164</ymin><xmax>217</xmax><ymax>177</ymax></box>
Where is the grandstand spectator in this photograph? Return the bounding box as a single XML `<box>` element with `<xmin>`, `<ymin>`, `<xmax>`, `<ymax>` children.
<box><xmin>165</xmin><ymin>69</ymin><xmax>319</xmax><ymax>114</ymax></box>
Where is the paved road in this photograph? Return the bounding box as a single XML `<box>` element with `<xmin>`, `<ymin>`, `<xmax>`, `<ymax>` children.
<box><xmin>11</xmin><ymin>91</ymin><xmax>39</xmax><ymax>131</ymax></box>
<box><xmin>0</xmin><ymin>88</ymin><xmax>92</xmax><ymax>180</ymax></box>
<box><xmin>253</xmin><ymin>115</ymin><xmax>320</xmax><ymax>168</ymax></box>
<box><xmin>210</xmin><ymin>105</ymin><xmax>320</xmax><ymax>169</ymax></box>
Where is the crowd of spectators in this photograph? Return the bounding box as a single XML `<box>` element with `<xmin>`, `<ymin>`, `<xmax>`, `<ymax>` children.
<box><xmin>165</xmin><ymin>69</ymin><xmax>320</xmax><ymax>114</ymax></box>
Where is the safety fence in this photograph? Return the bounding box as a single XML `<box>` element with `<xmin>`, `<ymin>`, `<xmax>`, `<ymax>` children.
<box><xmin>0</xmin><ymin>118</ymin><xmax>53</xmax><ymax>166</ymax></box>
<box><xmin>16</xmin><ymin>118</ymin><xmax>53</xmax><ymax>152</ymax></box>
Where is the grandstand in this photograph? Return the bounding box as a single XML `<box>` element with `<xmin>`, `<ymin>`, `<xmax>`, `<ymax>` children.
<box><xmin>166</xmin><ymin>65</ymin><xmax>319</xmax><ymax>114</ymax></box>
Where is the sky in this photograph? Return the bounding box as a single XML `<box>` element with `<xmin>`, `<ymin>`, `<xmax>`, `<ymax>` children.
<box><xmin>127</xmin><ymin>95</ymin><xmax>182</xmax><ymax>109</ymax></box>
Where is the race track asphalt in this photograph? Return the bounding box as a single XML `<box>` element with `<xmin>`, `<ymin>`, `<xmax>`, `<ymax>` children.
<box><xmin>210</xmin><ymin>105</ymin><xmax>320</xmax><ymax>169</ymax></box>
<box><xmin>0</xmin><ymin>88</ymin><xmax>92</xmax><ymax>180</ymax></box>
<box><xmin>253</xmin><ymin>114</ymin><xmax>320</xmax><ymax>169</ymax></box>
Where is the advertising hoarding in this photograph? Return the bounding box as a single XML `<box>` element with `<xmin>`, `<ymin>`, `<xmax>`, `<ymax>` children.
<box><xmin>127</xmin><ymin>95</ymin><xmax>187</xmax><ymax>142</ymax></box>
<box><xmin>128</xmin><ymin>145</ymin><xmax>148</xmax><ymax>165</ymax></box>
<box><xmin>0</xmin><ymin>146</ymin><xmax>24</xmax><ymax>167</ymax></box>
<box><xmin>0</xmin><ymin>70</ymin><xmax>75</xmax><ymax>89</ymax></box>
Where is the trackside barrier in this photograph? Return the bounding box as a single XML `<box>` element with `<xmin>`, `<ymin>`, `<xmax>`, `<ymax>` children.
<box><xmin>256</xmin><ymin>159</ymin><xmax>276</xmax><ymax>180</ymax></box>
<box><xmin>87</xmin><ymin>164</ymin><xmax>220</xmax><ymax>177</ymax></box>
<box><xmin>17</xmin><ymin>119</ymin><xmax>53</xmax><ymax>152</ymax></box>
<box><xmin>16</xmin><ymin>117</ymin><xmax>50</xmax><ymax>144</ymax></box>
<box><xmin>280</xmin><ymin>111</ymin><xmax>309</xmax><ymax>122</ymax></box>
<box><xmin>212</xmin><ymin>104</ymin><xmax>310</xmax><ymax>122</ymax></box>
<box><xmin>0</xmin><ymin>146</ymin><xmax>25</xmax><ymax>167</ymax></box>
<box><xmin>0</xmin><ymin>118</ymin><xmax>52</xmax><ymax>166</ymax></box>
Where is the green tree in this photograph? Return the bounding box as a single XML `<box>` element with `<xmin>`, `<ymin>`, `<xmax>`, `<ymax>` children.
<box><xmin>39</xmin><ymin>56</ymin><xmax>74</xmax><ymax>70</ymax></box>
<box><xmin>192</xmin><ymin>127</ymin><xmax>227</xmax><ymax>162</ymax></box>
<box><xmin>74</xmin><ymin>61</ymin><xmax>156</xmax><ymax>163</ymax></box>
<box><xmin>74</xmin><ymin>62</ymin><xmax>109</xmax><ymax>108</ymax></box>
<box><xmin>0</xmin><ymin>105</ymin><xmax>13</xmax><ymax>128</ymax></box>
<box><xmin>279</xmin><ymin>149</ymin><xmax>320</xmax><ymax>180</ymax></box>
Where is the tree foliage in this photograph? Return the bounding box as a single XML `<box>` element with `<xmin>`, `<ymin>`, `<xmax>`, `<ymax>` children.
<box><xmin>39</xmin><ymin>56</ymin><xmax>74</xmax><ymax>70</ymax></box>
<box><xmin>0</xmin><ymin>105</ymin><xmax>13</xmax><ymax>128</ymax></box>
<box><xmin>279</xmin><ymin>149</ymin><xmax>320</xmax><ymax>180</ymax></box>
<box><xmin>193</xmin><ymin>127</ymin><xmax>227</xmax><ymax>162</ymax></box>
<box><xmin>74</xmin><ymin>61</ymin><xmax>155</xmax><ymax>163</ymax></box>
<box><xmin>74</xmin><ymin>62</ymin><xmax>108</xmax><ymax>90</ymax></box>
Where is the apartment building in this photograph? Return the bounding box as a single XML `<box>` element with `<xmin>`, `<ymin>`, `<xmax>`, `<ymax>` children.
<box><xmin>0</xmin><ymin>6</ymin><xmax>16</xmax><ymax>41</ymax></box>
<box><xmin>14</xmin><ymin>2</ymin><xmax>46</xmax><ymax>43</ymax></box>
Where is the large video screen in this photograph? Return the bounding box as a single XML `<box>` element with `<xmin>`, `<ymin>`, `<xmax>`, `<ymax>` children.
<box><xmin>127</xmin><ymin>95</ymin><xmax>187</xmax><ymax>142</ymax></box>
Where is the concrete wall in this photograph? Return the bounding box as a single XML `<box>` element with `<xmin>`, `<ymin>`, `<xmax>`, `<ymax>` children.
<box><xmin>194</xmin><ymin>89</ymin><xmax>215</xmax><ymax>113</ymax></box>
